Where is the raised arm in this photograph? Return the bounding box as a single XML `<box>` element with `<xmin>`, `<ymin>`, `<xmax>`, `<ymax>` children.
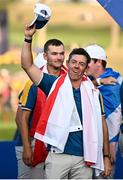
<box><xmin>21</xmin><ymin>25</ymin><xmax>43</xmax><ymax>84</ymax></box>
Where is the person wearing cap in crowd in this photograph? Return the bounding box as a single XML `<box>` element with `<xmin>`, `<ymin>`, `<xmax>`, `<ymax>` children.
<box><xmin>15</xmin><ymin>38</ymin><xmax>67</xmax><ymax>179</ymax></box>
<box><xmin>20</xmin><ymin>23</ymin><xmax>112</xmax><ymax>179</ymax></box>
<box><xmin>86</xmin><ymin>44</ymin><xmax>122</xmax><ymax>178</ymax></box>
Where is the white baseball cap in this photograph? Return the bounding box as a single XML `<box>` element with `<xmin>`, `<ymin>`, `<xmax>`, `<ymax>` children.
<box><xmin>85</xmin><ymin>44</ymin><xmax>107</xmax><ymax>61</ymax></box>
<box><xmin>29</xmin><ymin>3</ymin><xmax>51</xmax><ymax>29</ymax></box>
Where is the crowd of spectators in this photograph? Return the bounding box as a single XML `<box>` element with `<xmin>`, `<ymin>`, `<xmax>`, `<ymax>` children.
<box><xmin>0</xmin><ymin>68</ymin><xmax>27</xmax><ymax>117</ymax></box>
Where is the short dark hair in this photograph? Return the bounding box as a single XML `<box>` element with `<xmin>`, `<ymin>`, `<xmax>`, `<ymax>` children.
<box><xmin>44</xmin><ymin>39</ymin><xmax>64</xmax><ymax>53</ymax></box>
<box><xmin>92</xmin><ymin>58</ymin><xmax>107</xmax><ymax>69</ymax></box>
<box><xmin>68</xmin><ymin>48</ymin><xmax>91</xmax><ymax>64</ymax></box>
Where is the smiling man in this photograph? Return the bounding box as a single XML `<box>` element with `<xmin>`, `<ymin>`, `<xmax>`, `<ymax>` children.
<box><xmin>21</xmin><ymin>25</ymin><xmax>111</xmax><ymax>179</ymax></box>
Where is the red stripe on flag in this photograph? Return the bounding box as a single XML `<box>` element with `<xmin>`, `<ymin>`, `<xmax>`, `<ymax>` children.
<box><xmin>36</xmin><ymin>73</ymin><xmax>67</xmax><ymax>135</ymax></box>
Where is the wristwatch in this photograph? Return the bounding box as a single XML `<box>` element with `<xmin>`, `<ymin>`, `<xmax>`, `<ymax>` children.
<box><xmin>24</xmin><ymin>38</ymin><xmax>32</xmax><ymax>43</ymax></box>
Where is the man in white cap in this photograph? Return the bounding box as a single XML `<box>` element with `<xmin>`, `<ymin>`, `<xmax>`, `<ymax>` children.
<box><xmin>86</xmin><ymin>44</ymin><xmax>122</xmax><ymax>178</ymax></box>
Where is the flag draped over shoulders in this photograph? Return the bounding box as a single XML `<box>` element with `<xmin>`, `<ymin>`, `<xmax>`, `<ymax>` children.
<box><xmin>31</xmin><ymin>64</ymin><xmax>67</xmax><ymax>166</ymax></box>
<box><xmin>35</xmin><ymin>73</ymin><xmax>104</xmax><ymax>173</ymax></box>
<box><xmin>99</xmin><ymin>68</ymin><xmax>122</xmax><ymax>142</ymax></box>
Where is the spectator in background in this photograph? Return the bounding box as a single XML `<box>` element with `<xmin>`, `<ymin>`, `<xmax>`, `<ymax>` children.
<box><xmin>0</xmin><ymin>69</ymin><xmax>13</xmax><ymax>123</ymax></box>
<box><xmin>2</xmin><ymin>84</ymin><xmax>12</xmax><ymax>111</ymax></box>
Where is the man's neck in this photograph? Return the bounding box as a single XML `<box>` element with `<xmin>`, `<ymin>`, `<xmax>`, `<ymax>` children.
<box><xmin>47</xmin><ymin>65</ymin><xmax>61</xmax><ymax>77</ymax></box>
<box><xmin>71</xmin><ymin>79</ymin><xmax>82</xmax><ymax>89</ymax></box>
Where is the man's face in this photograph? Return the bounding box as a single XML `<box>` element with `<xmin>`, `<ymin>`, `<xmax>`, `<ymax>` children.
<box><xmin>87</xmin><ymin>59</ymin><xmax>98</xmax><ymax>77</ymax></box>
<box><xmin>67</xmin><ymin>54</ymin><xmax>87</xmax><ymax>81</ymax></box>
<box><xmin>44</xmin><ymin>45</ymin><xmax>65</xmax><ymax>69</ymax></box>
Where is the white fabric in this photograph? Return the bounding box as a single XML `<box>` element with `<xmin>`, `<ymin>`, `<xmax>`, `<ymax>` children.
<box><xmin>35</xmin><ymin>74</ymin><xmax>104</xmax><ymax>173</ymax></box>
<box><xmin>107</xmin><ymin>104</ymin><xmax>122</xmax><ymax>140</ymax></box>
<box><xmin>29</xmin><ymin>3</ymin><xmax>51</xmax><ymax>28</ymax></box>
<box><xmin>42</xmin><ymin>64</ymin><xmax>48</xmax><ymax>73</ymax></box>
<box><xmin>48</xmin><ymin>74</ymin><xmax>83</xmax><ymax>134</ymax></box>
<box><xmin>36</xmin><ymin>74</ymin><xmax>82</xmax><ymax>150</ymax></box>
<box><xmin>34</xmin><ymin>53</ymin><xmax>47</xmax><ymax>68</ymax></box>
<box><xmin>85</xmin><ymin>44</ymin><xmax>107</xmax><ymax>61</ymax></box>
<box><xmin>34</xmin><ymin>3</ymin><xmax>51</xmax><ymax>20</ymax></box>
